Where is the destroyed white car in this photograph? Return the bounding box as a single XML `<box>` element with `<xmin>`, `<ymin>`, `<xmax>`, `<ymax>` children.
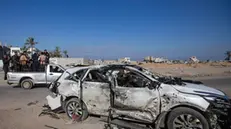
<box><xmin>47</xmin><ymin>64</ymin><xmax>231</xmax><ymax>129</ymax></box>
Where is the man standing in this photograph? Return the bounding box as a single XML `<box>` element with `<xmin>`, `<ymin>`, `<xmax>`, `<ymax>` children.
<box><xmin>19</xmin><ymin>51</ymin><xmax>28</xmax><ymax>71</ymax></box>
<box><xmin>11</xmin><ymin>52</ymin><xmax>20</xmax><ymax>72</ymax></box>
<box><xmin>2</xmin><ymin>53</ymin><xmax>11</xmax><ymax>80</ymax></box>
<box><xmin>44</xmin><ymin>49</ymin><xmax>50</xmax><ymax>64</ymax></box>
<box><xmin>32</xmin><ymin>52</ymin><xmax>39</xmax><ymax>71</ymax></box>
<box><xmin>38</xmin><ymin>52</ymin><xmax>46</xmax><ymax>71</ymax></box>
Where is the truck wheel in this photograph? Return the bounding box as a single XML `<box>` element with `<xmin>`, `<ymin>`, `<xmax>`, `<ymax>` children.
<box><xmin>167</xmin><ymin>107</ymin><xmax>209</xmax><ymax>129</ymax></box>
<box><xmin>21</xmin><ymin>79</ymin><xmax>34</xmax><ymax>89</ymax></box>
<box><xmin>65</xmin><ymin>98</ymin><xmax>89</xmax><ymax>121</ymax></box>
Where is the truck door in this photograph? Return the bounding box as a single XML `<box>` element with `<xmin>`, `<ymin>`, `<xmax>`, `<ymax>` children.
<box><xmin>47</xmin><ymin>65</ymin><xmax>64</xmax><ymax>83</ymax></box>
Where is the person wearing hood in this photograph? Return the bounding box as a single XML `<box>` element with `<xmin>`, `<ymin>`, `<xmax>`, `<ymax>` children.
<box><xmin>32</xmin><ymin>52</ymin><xmax>39</xmax><ymax>72</ymax></box>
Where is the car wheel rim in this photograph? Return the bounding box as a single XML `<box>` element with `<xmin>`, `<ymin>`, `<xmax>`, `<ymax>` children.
<box><xmin>23</xmin><ymin>82</ymin><xmax>31</xmax><ymax>88</ymax></box>
<box><xmin>173</xmin><ymin>114</ymin><xmax>203</xmax><ymax>129</ymax></box>
<box><xmin>67</xmin><ymin>101</ymin><xmax>83</xmax><ymax>119</ymax></box>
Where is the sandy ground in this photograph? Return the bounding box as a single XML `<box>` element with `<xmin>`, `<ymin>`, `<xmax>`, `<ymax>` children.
<box><xmin>0</xmin><ymin>63</ymin><xmax>231</xmax><ymax>129</ymax></box>
<box><xmin>0</xmin><ymin>82</ymin><xmax>105</xmax><ymax>129</ymax></box>
<box><xmin>140</xmin><ymin>62</ymin><xmax>231</xmax><ymax>78</ymax></box>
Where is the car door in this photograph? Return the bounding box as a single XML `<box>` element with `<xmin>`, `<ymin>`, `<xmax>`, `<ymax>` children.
<box><xmin>81</xmin><ymin>69</ymin><xmax>111</xmax><ymax>116</ymax></box>
<box><xmin>112</xmin><ymin>68</ymin><xmax>160</xmax><ymax>123</ymax></box>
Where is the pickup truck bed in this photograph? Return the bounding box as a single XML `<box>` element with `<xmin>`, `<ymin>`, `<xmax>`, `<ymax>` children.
<box><xmin>7</xmin><ymin>64</ymin><xmax>65</xmax><ymax>89</ymax></box>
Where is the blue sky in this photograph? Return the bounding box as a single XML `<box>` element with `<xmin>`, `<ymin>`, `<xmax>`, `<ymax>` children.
<box><xmin>0</xmin><ymin>0</ymin><xmax>230</xmax><ymax>60</ymax></box>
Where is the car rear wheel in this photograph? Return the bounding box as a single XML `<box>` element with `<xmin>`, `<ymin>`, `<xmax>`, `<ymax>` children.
<box><xmin>167</xmin><ymin>107</ymin><xmax>209</xmax><ymax>129</ymax></box>
<box><xmin>21</xmin><ymin>79</ymin><xmax>34</xmax><ymax>89</ymax></box>
<box><xmin>65</xmin><ymin>98</ymin><xmax>89</xmax><ymax>121</ymax></box>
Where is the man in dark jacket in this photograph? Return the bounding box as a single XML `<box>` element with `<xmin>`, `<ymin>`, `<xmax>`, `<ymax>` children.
<box><xmin>32</xmin><ymin>52</ymin><xmax>39</xmax><ymax>71</ymax></box>
<box><xmin>11</xmin><ymin>52</ymin><xmax>20</xmax><ymax>72</ymax></box>
<box><xmin>2</xmin><ymin>53</ymin><xmax>11</xmax><ymax>80</ymax></box>
<box><xmin>44</xmin><ymin>49</ymin><xmax>50</xmax><ymax>64</ymax></box>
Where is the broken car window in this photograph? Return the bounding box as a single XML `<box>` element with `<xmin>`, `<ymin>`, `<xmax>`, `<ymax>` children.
<box><xmin>66</xmin><ymin>69</ymin><xmax>87</xmax><ymax>80</ymax></box>
<box><xmin>49</xmin><ymin>65</ymin><xmax>54</xmax><ymax>72</ymax></box>
<box><xmin>109</xmin><ymin>68</ymin><xmax>151</xmax><ymax>88</ymax></box>
<box><xmin>84</xmin><ymin>70</ymin><xmax>108</xmax><ymax>83</ymax></box>
<box><xmin>50</xmin><ymin>65</ymin><xmax>64</xmax><ymax>73</ymax></box>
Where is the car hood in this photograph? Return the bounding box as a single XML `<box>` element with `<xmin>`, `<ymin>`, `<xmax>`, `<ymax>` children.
<box><xmin>173</xmin><ymin>82</ymin><xmax>225</xmax><ymax>97</ymax></box>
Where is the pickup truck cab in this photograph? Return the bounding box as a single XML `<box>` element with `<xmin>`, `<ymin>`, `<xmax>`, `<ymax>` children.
<box><xmin>7</xmin><ymin>64</ymin><xmax>65</xmax><ymax>89</ymax></box>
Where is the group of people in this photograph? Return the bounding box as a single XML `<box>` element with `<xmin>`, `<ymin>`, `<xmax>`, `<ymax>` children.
<box><xmin>2</xmin><ymin>49</ymin><xmax>50</xmax><ymax>80</ymax></box>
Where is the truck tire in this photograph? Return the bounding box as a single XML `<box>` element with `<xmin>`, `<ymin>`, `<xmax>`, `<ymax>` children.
<box><xmin>167</xmin><ymin>107</ymin><xmax>209</xmax><ymax>129</ymax></box>
<box><xmin>65</xmin><ymin>98</ymin><xmax>89</xmax><ymax>121</ymax></box>
<box><xmin>21</xmin><ymin>79</ymin><xmax>34</xmax><ymax>89</ymax></box>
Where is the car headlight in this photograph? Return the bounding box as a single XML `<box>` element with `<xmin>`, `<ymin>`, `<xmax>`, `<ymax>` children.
<box><xmin>204</xmin><ymin>96</ymin><xmax>231</xmax><ymax>109</ymax></box>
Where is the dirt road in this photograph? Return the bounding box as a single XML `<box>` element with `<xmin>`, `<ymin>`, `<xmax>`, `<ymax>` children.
<box><xmin>0</xmin><ymin>77</ymin><xmax>231</xmax><ymax>129</ymax></box>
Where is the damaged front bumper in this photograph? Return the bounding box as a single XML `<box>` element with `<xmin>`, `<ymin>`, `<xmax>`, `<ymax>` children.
<box><xmin>46</xmin><ymin>95</ymin><xmax>62</xmax><ymax>110</ymax></box>
<box><xmin>210</xmin><ymin>108</ymin><xmax>231</xmax><ymax>129</ymax></box>
<box><xmin>206</xmin><ymin>99</ymin><xmax>231</xmax><ymax>129</ymax></box>
<box><xmin>46</xmin><ymin>80</ymin><xmax>63</xmax><ymax>111</ymax></box>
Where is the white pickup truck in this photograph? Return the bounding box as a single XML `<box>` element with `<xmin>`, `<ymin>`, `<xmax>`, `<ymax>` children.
<box><xmin>7</xmin><ymin>64</ymin><xmax>65</xmax><ymax>89</ymax></box>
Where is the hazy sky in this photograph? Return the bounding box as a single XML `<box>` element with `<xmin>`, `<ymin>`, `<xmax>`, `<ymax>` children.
<box><xmin>0</xmin><ymin>0</ymin><xmax>230</xmax><ymax>60</ymax></box>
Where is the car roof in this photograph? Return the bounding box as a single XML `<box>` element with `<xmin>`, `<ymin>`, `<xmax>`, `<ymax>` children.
<box><xmin>65</xmin><ymin>64</ymin><xmax>157</xmax><ymax>81</ymax></box>
<box><xmin>65</xmin><ymin>64</ymin><xmax>107</xmax><ymax>73</ymax></box>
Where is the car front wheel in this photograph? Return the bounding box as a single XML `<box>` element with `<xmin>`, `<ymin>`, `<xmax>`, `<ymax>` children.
<box><xmin>65</xmin><ymin>98</ymin><xmax>89</xmax><ymax>121</ymax></box>
<box><xmin>167</xmin><ymin>107</ymin><xmax>209</xmax><ymax>129</ymax></box>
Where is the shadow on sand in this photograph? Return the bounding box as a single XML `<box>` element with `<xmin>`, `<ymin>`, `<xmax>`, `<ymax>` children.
<box><xmin>13</xmin><ymin>84</ymin><xmax>49</xmax><ymax>89</ymax></box>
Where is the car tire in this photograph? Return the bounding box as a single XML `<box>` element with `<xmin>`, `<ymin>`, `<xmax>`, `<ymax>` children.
<box><xmin>167</xmin><ymin>107</ymin><xmax>209</xmax><ymax>129</ymax></box>
<box><xmin>21</xmin><ymin>79</ymin><xmax>34</xmax><ymax>89</ymax></box>
<box><xmin>65</xmin><ymin>98</ymin><xmax>89</xmax><ymax>121</ymax></box>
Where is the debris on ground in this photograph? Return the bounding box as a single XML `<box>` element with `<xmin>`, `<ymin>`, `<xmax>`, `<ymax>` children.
<box><xmin>14</xmin><ymin>108</ymin><xmax>21</xmax><ymax>110</ymax></box>
<box><xmin>39</xmin><ymin>104</ymin><xmax>60</xmax><ymax>119</ymax></box>
<box><xmin>27</xmin><ymin>100</ymin><xmax>39</xmax><ymax>106</ymax></box>
<box><xmin>65</xmin><ymin>114</ymin><xmax>82</xmax><ymax>124</ymax></box>
<box><xmin>44</xmin><ymin>125</ymin><xmax>58</xmax><ymax>129</ymax></box>
<box><xmin>224</xmin><ymin>70</ymin><xmax>231</xmax><ymax>74</ymax></box>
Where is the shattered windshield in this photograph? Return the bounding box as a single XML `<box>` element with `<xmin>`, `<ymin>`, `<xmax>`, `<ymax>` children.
<box><xmin>131</xmin><ymin>65</ymin><xmax>164</xmax><ymax>79</ymax></box>
<box><xmin>131</xmin><ymin>65</ymin><xmax>185</xmax><ymax>85</ymax></box>
<box><xmin>65</xmin><ymin>68</ymin><xmax>88</xmax><ymax>81</ymax></box>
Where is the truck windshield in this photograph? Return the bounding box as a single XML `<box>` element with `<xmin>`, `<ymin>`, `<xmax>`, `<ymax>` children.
<box><xmin>54</xmin><ymin>72</ymin><xmax>63</xmax><ymax>82</ymax></box>
<box><xmin>57</xmin><ymin>65</ymin><xmax>65</xmax><ymax>71</ymax></box>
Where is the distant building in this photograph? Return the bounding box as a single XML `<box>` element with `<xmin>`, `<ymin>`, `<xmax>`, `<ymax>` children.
<box><xmin>10</xmin><ymin>47</ymin><xmax>21</xmax><ymax>56</ymax></box>
<box><xmin>144</xmin><ymin>56</ymin><xmax>154</xmax><ymax>62</ymax></box>
<box><xmin>189</xmin><ymin>56</ymin><xmax>199</xmax><ymax>63</ymax></box>
<box><xmin>153</xmin><ymin>57</ymin><xmax>168</xmax><ymax>63</ymax></box>
<box><xmin>103</xmin><ymin>60</ymin><xmax>118</xmax><ymax>64</ymax></box>
<box><xmin>118</xmin><ymin>57</ymin><xmax>131</xmax><ymax>64</ymax></box>
<box><xmin>94</xmin><ymin>59</ymin><xmax>103</xmax><ymax>65</ymax></box>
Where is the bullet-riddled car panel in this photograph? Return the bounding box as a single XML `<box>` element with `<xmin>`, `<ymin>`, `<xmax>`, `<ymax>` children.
<box><xmin>47</xmin><ymin>64</ymin><xmax>231</xmax><ymax>129</ymax></box>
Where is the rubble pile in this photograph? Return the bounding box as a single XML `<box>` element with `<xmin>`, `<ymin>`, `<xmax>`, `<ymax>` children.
<box><xmin>38</xmin><ymin>104</ymin><xmax>60</xmax><ymax>119</ymax></box>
